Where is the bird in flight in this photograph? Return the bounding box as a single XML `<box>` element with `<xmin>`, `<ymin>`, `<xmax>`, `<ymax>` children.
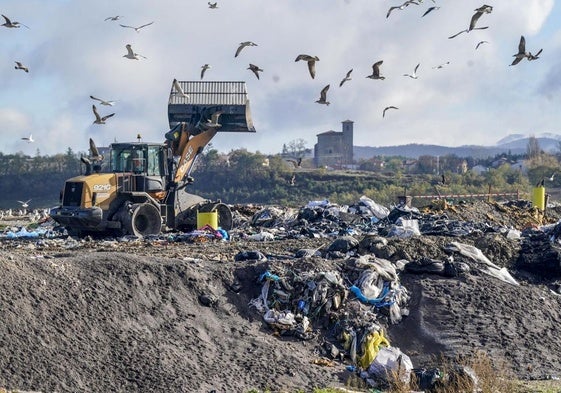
<box><xmin>21</xmin><ymin>134</ymin><xmax>34</xmax><ymax>143</ymax></box>
<box><xmin>18</xmin><ymin>199</ymin><xmax>31</xmax><ymax>208</ymax></box>
<box><xmin>387</xmin><ymin>0</ymin><xmax>419</xmax><ymax>18</ymax></box>
<box><xmin>295</xmin><ymin>54</ymin><xmax>320</xmax><ymax>79</ymax></box>
<box><xmin>200</xmin><ymin>64</ymin><xmax>211</xmax><ymax>80</ymax></box>
<box><xmin>89</xmin><ymin>138</ymin><xmax>104</xmax><ymax>161</ymax></box>
<box><xmin>235</xmin><ymin>41</ymin><xmax>257</xmax><ymax>57</ymax></box>
<box><xmin>339</xmin><ymin>69</ymin><xmax>353</xmax><ymax>87</ymax></box>
<box><xmin>123</xmin><ymin>44</ymin><xmax>147</xmax><ymax>60</ymax></box>
<box><xmin>248</xmin><ymin>64</ymin><xmax>263</xmax><ymax>80</ymax></box>
<box><xmin>286</xmin><ymin>157</ymin><xmax>303</xmax><ymax>168</ymax></box>
<box><xmin>383</xmin><ymin>106</ymin><xmax>399</xmax><ymax>118</ymax></box>
<box><xmin>104</xmin><ymin>15</ymin><xmax>123</xmax><ymax>21</ymax></box>
<box><xmin>422</xmin><ymin>6</ymin><xmax>440</xmax><ymax>17</ymax></box>
<box><xmin>448</xmin><ymin>5</ymin><xmax>492</xmax><ymax>39</ymax></box>
<box><xmin>366</xmin><ymin>61</ymin><xmax>385</xmax><ymax>80</ymax></box>
<box><xmin>14</xmin><ymin>61</ymin><xmax>29</xmax><ymax>73</ymax></box>
<box><xmin>510</xmin><ymin>36</ymin><xmax>529</xmax><ymax>66</ymax></box>
<box><xmin>403</xmin><ymin>63</ymin><xmax>420</xmax><ymax>79</ymax></box>
<box><xmin>475</xmin><ymin>40</ymin><xmax>489</xmax><ymax>50</ymax></box>
<box><xmin>208</xmin><ymin>2</ymin><xmax>218</xmax><ymax>8</ymax></box>
<box><xmin>92</xmin><ymin>105</ymin><xmax>115</xmax><ymax>124</ymax></box>
<box><xmin>2</xmin><ymin>14</ymin><xmax>29</xmax><ymax>28</ymax></box>
<box><xmin>90</xmin><ymin>95</ymin><xmax>115</xmax><ymax>106</ymax></box>
<box><xmin>315</xmin><ymin>85</ymin><xmax>330</xmax><ymax>105</ymax></box>
<box><xmin>119</xmin><ymin>21</ymin><xmax>154</xmax><ymax>32</ymax></box>
<box><xmin>432</xmin><ymin>61</ymin><xmax>450</xmax><ymax>69</ymax></box>
<box><xmin>528</xmin><ymin>48</ymin><xmax>543</xmax><ymax>61</ymax></box>
<box><xmin>172</xmin><ymin>79</ymin><xmax>190</xmax><ymax>99</ymax></box>
<box><xmin>199</xmin><ymin>111</ymin><xmax>223</xmax><ymax>130</ymax></box>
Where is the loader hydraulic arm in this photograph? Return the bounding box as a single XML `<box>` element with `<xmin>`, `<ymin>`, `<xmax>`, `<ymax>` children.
<box><xmin>167</xmin><ymin>123</ymin><xmax>218</xmax><ymax>188</ymax></box>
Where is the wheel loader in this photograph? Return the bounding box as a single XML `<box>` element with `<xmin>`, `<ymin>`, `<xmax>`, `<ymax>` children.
<box><xmin>50</xmin><ymin>80</ymin><xmax>255</xmax><ymax>237</ymax></box>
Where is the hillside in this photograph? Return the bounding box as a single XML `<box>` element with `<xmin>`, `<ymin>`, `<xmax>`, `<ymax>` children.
<box><xmin>354</xmin><ymin>134</ymin><xmax>561</xmax><ymax>160</ymax></box>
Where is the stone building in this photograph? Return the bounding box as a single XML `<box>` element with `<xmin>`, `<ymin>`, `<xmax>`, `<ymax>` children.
<box><xmin>314</xmin><ymin>120</ymin><xmax>354</xmax><ymax>168</ymax></box>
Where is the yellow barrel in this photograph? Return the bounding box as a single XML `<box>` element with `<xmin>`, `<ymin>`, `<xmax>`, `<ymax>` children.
<box><xmin>532</xmin><ymin>186</ymin><xmax>545</xmax><ymax>211</ymax></box>
<box><xmin>197</xmin><ymin>211</ymin><xmax>218</xmax><ymax>229</ymax></box>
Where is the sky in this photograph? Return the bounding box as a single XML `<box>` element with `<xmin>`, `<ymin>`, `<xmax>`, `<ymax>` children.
<box><xmin>1</xmin><ymin>0</ymin><xmax>560</xmax><ymax>157</ymax></box>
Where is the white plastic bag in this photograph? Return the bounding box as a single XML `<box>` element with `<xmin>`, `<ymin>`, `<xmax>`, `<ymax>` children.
<box><xmin>368</xmin><ymin>346</ymin><xmax>413</xmax><ymax>384</ymax></box>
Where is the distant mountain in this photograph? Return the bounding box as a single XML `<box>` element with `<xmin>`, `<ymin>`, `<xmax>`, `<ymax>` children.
<box><xmin>495</xmin><ymin>134</ymin><xmax>526</xmax><ymax>145</ymax></box>
<box><xmin>354</xmin><ymin>134</ymin><xmax>561</xmax><ymax>160</ymax></box>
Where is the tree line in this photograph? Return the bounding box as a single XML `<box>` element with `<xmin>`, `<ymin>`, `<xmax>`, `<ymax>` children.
<box><xmin>0</xmin><ymin>141</ymin><xmax>559</xmax><ymax>209</ymax></box>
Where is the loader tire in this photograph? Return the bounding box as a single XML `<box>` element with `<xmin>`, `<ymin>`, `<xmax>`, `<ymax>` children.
<box><xmin>126</xmin><ymin>203</ymin><xmax>162</xmax><ymax>237</ymax></box>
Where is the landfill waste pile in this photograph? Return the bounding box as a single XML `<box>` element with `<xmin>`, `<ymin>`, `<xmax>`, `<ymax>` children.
<box><xmin>1</xmin><ymin>196</ymin><xmax>561</xmax><ymax>392</ymax></box>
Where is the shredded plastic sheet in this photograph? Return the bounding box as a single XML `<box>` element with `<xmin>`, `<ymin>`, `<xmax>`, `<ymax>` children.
<box><xmin>446</xmin><ymin>241</ymin><xmax>519</xmax><ymax>286</ymax></box>
<box><xmin>4</xmin><ymin>228</ymin><xmax>44</xmax><ymax>238</ymax></box>
<box><xmin>359</xmin><ymin>195</ymin><xmax>390</xmax><ymax>219</ymax></box>
<box><xmin>305</xmin><ymin>199</ymin><xmax>331</xmax><ymax>208</ymax></box>
<box><xmin>388</xmin><ymin>218</ymin><xmax>421</xmax><ymax>238</ymax></box>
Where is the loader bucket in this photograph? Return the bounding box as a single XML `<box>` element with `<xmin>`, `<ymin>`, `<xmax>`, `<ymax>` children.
<box><xmin>168</xmin><ymin>80</ymin><xmax>256</xmax><ymax>133</ymax></box>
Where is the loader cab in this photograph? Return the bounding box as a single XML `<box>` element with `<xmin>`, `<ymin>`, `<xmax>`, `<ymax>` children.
<box><xmin>110</xmin><ymin>143</ymin><xmax>168</xmax><ymax>196</ymax></box>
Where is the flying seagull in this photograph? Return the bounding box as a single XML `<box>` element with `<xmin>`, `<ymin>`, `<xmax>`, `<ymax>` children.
<box><xmin>383</xmin><ymin>106</ymin><xmax>399</xmax><ymax>118</ymax></box>
<box><xmin>235</xmin><ymin>41</ymin><xmax>257</xmax><ymax>57</ymax></box>
<box><xmin>104</xmin><ymin>16</ymin><xmax>123</xmax><ymax>21</ymax></box>
<box><xmin>295</xmin><ymin>54</ymin><xmax>320</xmax><ymax>79</ymax></box>
<box><xmin>387</xmin><ymin>0</ymin><xmax>419</xmax><ymax>18</ymax></box>
<box><xmin>21</xmin><ymin>134</ymin><xmax>34</xmax><ymax>143</ymax></box>
<box><xmin>366</xmin><ymin>60</ymin><xmax>385</xmax><ymax>80</ymax></box>
<box><xmin>172</xmin><ymin>79</ymin><xmax>189</xmax><ymax>99</ymax></box>
<box><xmin>89</xmin><ymin>138</ymin><xmax>103</xmax><ymax>161</ymax></box>
<box><xmin>119</xmin><ymin>21</ymin><xmax>154</xmax><ymax>32</ymax></box>
<box><xmin>199</xmin><ymin>111</ymin><xmax>223</xmax><ymax>130</ymax></box>
<box><xmin>208</xmin><ymin>2</ymin><xmax>218</xmax><ymax>8</ymax></box>
<box><xmin>123</xmin><ymin>44</ymin><xmax>147</xmax><ymax>60</ymax></box>
<box><xmin>422</xmin><ymin>6</ymin><xmax>440</xmax><ymax>17</ymax></box>
<box><xmin>90</xmin><ymin>95</ymin><xmax>115</xmax><ymax>106</ymax></box>
<box><xmin>432</xmin><ymin>61</ymin><xmax>450</xmax><ymax>69</ymax></box>
<box><xmin>14</xmin><ymin>61</ymin><xmax>29</xmax><ymax>73</ymax></box>
<box><xmin>315</xmin><ymin>85</ymin><xmax>330</xmax><ymax>106</ymax></box>
<box><xmin>200</xmin><ymin>64</ymin><xmax>211</xmax><ymax>80</ymax></box>
<box><xmin>528</xmin><ymin>48</ymin><xmax>543</xmax><ymax>61</ymax></box>
<box><xmin>448</xmin><ymin>5</ymin><xmax>492</xmax><ymax>39</ymax></box>
<box><xmin>1</xmin><ymin>14</ymin><xmax>29</xmax><ymax>28</ymax></box>
<box><xmin>92</xmin><ymin>105</ymin><xmax>115</xmax><ymax>124</ymax></box>
<box><xmin>286</xmin><ymin>157</ymin><xmax>303</xmax><ymax>168</ymax></box>
<box><xmin>510</xmin><ymin>36</ymin><xmax>529</xmax><ymax>66</ymax></box>
<box><xmin>339</xmin><ymin>69</ymin><xmax>353</xmax><ymax>87</ymax></box>
<box><xmin>17</xmin><ymin>199</ymin><xmax>31</xmax><ymax>208</ymax></box>
<box><xmin>403</xmin><ymin>63</ymin><xmax>420</xmax><ymax>79</ymax></box>
<box><xmin>475</xmin><ymin>40</ymin><xmax>489</xmax><ymax>50</ymax></box>
<box><xmin>248</xmin><ymin>63</ymin><xmax>263</xmax><ymax>80</ymax></box>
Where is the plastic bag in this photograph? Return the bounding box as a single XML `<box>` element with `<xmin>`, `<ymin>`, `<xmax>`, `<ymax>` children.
<box><xmin>367</xmin><ymin>346</ymin><xmax>413</xmax><ymax>384</ymax></box>
<box><xmin>359</xmin><ymin>329</ymin><xmax>390</xmax><ymax>369</ymax></box>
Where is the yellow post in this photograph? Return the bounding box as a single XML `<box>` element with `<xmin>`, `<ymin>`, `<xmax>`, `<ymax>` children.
<box><xmin>532</xmin><ymin>185</ymin><xmax>545</xmax><ymax>211</ymax></box>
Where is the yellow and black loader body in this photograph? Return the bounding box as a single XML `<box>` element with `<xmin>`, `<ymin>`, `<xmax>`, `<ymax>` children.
<box><xmin>50</xmin><ymin>80</ymin><xmax>255</xmax><ymax>237</ymax></box>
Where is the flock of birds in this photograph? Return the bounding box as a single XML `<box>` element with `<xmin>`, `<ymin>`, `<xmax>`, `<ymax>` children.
<box><xmin>3</xmin><ymin>2</ymin><xmax>269</xmax><ymax>143</ymax></box>
<box><xmin>307</xmin><ymin>2</ymin><xmax>543</xmax><ymax>118</ymax></box>
<box><xmin>2</xmin><ymin>1</ymin><xmax>546</xmax><ymax>148</ymax></box>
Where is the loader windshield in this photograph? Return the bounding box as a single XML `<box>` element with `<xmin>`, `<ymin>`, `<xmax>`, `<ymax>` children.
<box><xmin>110</xmin><ymin>143</ymin><xmax>165</xmax><ymax>176</ymax></box>
<box><xmin>110</xmin><ymin>145</ymin><xmax>146</xmax><ymax>173</ymax></box>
